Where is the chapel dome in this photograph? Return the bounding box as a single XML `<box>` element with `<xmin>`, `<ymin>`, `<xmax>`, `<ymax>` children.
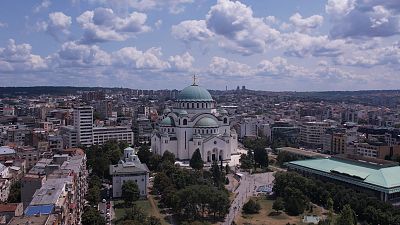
<box><xmin>194</xmin><ymin>117</ymin><xmax>218</xmax><ymax>128</ymax></box>
<box><xmin>160</xmin><ymin>117</ymin><xmax>175</xmax><ymax>126</ymax></box>
<box><xmin>176</xmin><ymin>84</ymin><xmax>213</xmax><ymax>102</ymax></box>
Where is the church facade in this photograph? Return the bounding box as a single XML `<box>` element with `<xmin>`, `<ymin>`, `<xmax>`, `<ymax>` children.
<box><xmin>151</xmin><ymin>81</ymin><xmax>238</xmax><ymax>163</ymax></box>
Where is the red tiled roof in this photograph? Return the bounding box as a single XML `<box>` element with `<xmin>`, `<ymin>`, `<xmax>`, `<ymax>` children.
<box><xmin>0</xmin><ymin>203</ymin><xmax>19</xmax><ymax>212</ymax></box>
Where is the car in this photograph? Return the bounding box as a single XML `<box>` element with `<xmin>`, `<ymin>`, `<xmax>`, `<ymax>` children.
<box><xmin>102</xmin><ymin>199</ymin><xmax>106</xmax><ymax>203</ymax></box>
<box><xmin>100</xmin><ymin>210</ymin><xmax>105</xmax><ymax>214</ymax></box>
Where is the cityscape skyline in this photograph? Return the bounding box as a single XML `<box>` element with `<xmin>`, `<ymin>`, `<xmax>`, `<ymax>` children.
<box><xmin>1</xmin><ymin>0</ymin><xmax>400</xmax><ymax>91</ymax></box>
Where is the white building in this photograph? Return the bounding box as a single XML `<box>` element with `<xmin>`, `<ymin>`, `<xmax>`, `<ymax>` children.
<box><xmin>110</xmin><ymin>147</ymin><xmax>149</xmax><ymax>198</ymax></box>
<box><xmin>73</xmin><ymin>106</ymin><xmax>93</xmax><ymax>146</ymax></box>
<box><xmin>151</xmin><ymin>80</ymin><xmax>238</xmax><ymax>163</ymax></box>
<box><xmin>93</xmin><ymin>126</ymin><xmax>134</xmax><ymax>145</ymax></box>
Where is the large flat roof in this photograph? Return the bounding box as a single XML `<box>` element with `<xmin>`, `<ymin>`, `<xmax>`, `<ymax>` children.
<box><xmin>287</xmin><ymin>158</ymin><xmax>400</xmax><ymax>192</ymax></box>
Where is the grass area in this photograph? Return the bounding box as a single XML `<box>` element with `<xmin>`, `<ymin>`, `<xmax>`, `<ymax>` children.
<box><xmin>235</xmin><ymin>197</ymin><xmax>326</xmax><ymax>225</ymax></box>
<box><xmin>113</xmin><ymin>198</ymin><xmax>169</xmax><ymax>225</ymax></box>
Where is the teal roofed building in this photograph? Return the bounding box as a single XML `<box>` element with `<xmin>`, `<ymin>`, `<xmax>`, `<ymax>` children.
<box><xmin>286</xmin><ymin>157</ymin><xmax>400</xmax><ymax>203</ymax></box>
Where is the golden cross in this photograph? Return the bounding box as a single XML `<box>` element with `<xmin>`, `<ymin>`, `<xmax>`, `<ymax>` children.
<box><xmin>193</xmin><ymin>74</ymin><xmax>198</xmax><ymax>85</ymax></box>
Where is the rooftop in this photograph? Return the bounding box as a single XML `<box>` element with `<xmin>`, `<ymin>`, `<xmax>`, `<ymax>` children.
<box><xmin>287</xmin><ymin>158</ymin><xmax>400</xmax><ymax>191</ymax></box>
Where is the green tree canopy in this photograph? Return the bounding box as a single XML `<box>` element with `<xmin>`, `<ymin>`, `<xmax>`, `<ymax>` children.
<box><xmin>242</xmin><ymin>199</ymin><xmax>261</xmax><ymax>214</ymax></box>
<box><xmin>335</xmin><ymin>204</ymin><xmax>357</xmax><ymax>225</ymax></box>
<box><xmin>122</xmin><ymin>180</ymin><xmax>140</xmax><ymax>206</ymax></box>
<box><xmin>162</xmin><ymin>151</ymin><xmax>175</xmax><ymax>164</ymax></box>
<box><xmin>190</xmin><ymin>149</ymin><xmax>204</xmax><ymax>170</ymax></box>
<box><xmin>82</xmin><ymin>206</ymin><xmax>105</xmax><ymax>225</ymax></box>
<box><xmin>272</xmin><ymin>197</ymin><xmax>284</xmax><ymax>213</ymax></box>
<box><xmin>137</xmin><ymin>145</ymin><xmax>152</xmax><ymax>165</ymax></box>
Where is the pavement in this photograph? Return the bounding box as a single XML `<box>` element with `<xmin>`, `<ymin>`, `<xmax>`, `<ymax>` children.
<box><xmin>223</xmin><ymin>171</ymin><xmax>275</xmax><ymax>225</ymax></box>
<box><xmin>98</xmin><ymin>183</ymin><xmax>114</xmax><ymax>225</ymax></box>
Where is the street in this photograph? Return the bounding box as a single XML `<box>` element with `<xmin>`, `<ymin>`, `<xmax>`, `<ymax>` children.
<box><xmin>223</xmin><ymin>171</ymin><xmax>275</xmax><ymax>225</ymax></box>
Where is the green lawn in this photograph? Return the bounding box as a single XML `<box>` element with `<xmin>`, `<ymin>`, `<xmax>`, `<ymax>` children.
<box><xmin>236</xmin><ymin>197</ymin><xmax>328</xmax><ymax>225</ymax></box>
<box><xmin>113</xmin><ymin>199</ymin><xmax>169</xmax><ymax>225</ymax></box>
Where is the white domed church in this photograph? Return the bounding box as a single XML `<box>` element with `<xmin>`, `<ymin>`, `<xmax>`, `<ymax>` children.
<box><xmin>151</xmin><ymin>78</ymin><xmax>238</xmax><ymax>163</ymax></box>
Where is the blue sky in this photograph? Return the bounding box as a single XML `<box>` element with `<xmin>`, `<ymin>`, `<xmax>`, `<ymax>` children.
<box><xmin>0</xmin><ymin>0</ymin><xmax>399</xmax><ymax>91</ymax></box>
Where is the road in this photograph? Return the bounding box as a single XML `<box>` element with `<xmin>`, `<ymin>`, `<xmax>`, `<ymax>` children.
<box><xmin>223</xmin><ymin>172</ymin><xmax>275</xmax><ymax>225</ymax></box>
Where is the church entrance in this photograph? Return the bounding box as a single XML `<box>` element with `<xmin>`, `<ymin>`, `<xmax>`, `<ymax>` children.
<box><xmin>212</xmin><ymin>154</ymin><xmax>216</xmax><ymax>161</ymax></box>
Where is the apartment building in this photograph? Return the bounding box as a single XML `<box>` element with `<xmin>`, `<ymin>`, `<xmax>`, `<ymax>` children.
<box><xmin>300</xmin><ymin>121</ymin><xmax>331</xmax><ymax>148</ymax></box>
<box><xmin>73</xmin><ymin>106</ymin><xmax>93</xmax><ymax>146</ymax></box>
<box><xmin>93</xmin><ymin>126</ymin><xmax>134</xmax><ymax>146</ymax></box>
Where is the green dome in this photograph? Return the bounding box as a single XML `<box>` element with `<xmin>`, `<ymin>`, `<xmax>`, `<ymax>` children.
<box><xmin>177</xmin><ymin>85</ymin><xmax>213</xmax><ymax>101</ymax></box>
<box><xmin>194</xmin><ymin>117</ymin><xmax>218</xmax><ymax>127</ymax></box>
<box><xmin>160</xmin><ymin>117</ymin><xmax>175</xmax><ymax>126</ymax></box>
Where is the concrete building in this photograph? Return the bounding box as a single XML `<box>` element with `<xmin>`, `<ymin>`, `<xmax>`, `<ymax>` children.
<box><xmin>73</xmin><ymin>106</ymin><xmax>93</xmax><ymax>146</ymax></box>
<box><xmin>300</xmin><ymin>121</ymin><xmax>332</xmax><ymax>148</ymax></box>
<box><xmin>93</xmin><ymin>126</ymin><xmax>134</xmax><ymax>146</ymax></box>
<box><xmin>110</xmin><ymin>147</ymin><xmax>149</xmax><ymax>198</ymax></box>
<box><xmin>287</xmin><ymin>156</ymin><xmax>400</xmax><ymax>203</ymax></box>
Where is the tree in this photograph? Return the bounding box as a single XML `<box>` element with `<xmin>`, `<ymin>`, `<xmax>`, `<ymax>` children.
<box><xmin>335</xmin><ymin>204</ymin><xmax>357</xmax><ymax>225</ymax></box>
<box><xmin>254</xmin><ymin>147</ymin><xmax>268</xmax><ymax>168</ymax></box>
<box><xmin>326</xmin><ymin>197</ymin><xmax>334</xmax><ymax>225</ymax></box>
<box><xmin>225</xmin><ymin>164</ymin><xmax>230</xmax><ymax>174</ymax></box>
<box><xmin>239</xmin><ymin>150</ymin><xmax>254</xmax><ymax>170</ymax></box>
<box><xmin>86</xmin><ymin>186</ymin><xmax>101</xmax><ymax>206</ymax></box>
<box><xmin>210</xmin><ymin>161</ymin><xmax>222</xmax><ymax>186</ymax></box>
<box><xmin>162</xmin><ymin>151</ymin><xmax>175</xmax><ymax>164</ymax></box>
<box><xmin>82</xmin><ymin>207</ymin><xmax>106</xmax><ymax>225</ymax></box>
<box><xmin>7</xmin><ymin>181</ymin><xmax>21</xmax><ymax>203</ymax></box>
<box><xmin>153</xmin><ymin>172</ymin><xmax>173</xmax><ymax>194</ymax></box>
<box><xmin>242</xmin><ymin>199</ymin><xmax>260</xmax><ymax>214</ymax></box>
<box><xmin>122</xmin><ymin>181</ymin><xmax>140</xmax><ymax>206</ymax></box>
<box><xmin>190</xmin><ymin>149</ymin><xmax>204</xmax><ymax>170</ymax></box>
<box><xmin>137</xmin><ymin>145</ymin><xmax>152</xmax><ymax>165</ymax></box>
<box><xmin>147</xmin><ymin>154</ymin><xmax>162</xmax><ymax>171</ymax></box>
<box><xmin>283</xmin><ymin>187</ymin><xmax>308</xmax><ymax>216</ymax></box>
<box><xmin>272</xmin><ymin>197</ymin><xmax>284</xmax><ymax>213</ymax></box>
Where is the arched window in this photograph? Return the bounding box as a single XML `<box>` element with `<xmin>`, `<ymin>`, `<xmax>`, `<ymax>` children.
<box><xmin>197</xmin><ymin>103</ymin><xmax>199</xmax><ymax>108</ymax></box>
<box><xmin>224</xmin><ymin>118</ymin><xmax>228</xmax><ymax>124</ymax></box>
<box><xmin>183</xmin><ymin>119</ymin><xmax>187</xmax><ymax>125</ymax></box>
<box><xmin>192</xmin><ymin>103</ymin><xmax>194</xmax><ymax>108</ymax></box>
<box><xmin>202</xmin><ymin>103</ymin><xmax>204</xmax><ymax>108</ymax></box>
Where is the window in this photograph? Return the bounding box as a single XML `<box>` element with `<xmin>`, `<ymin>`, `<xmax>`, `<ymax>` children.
<box><xmin>197</xmin><ymin>103</ymin><xmax>199</xmax><ymax>108</ymax></box>
<box><xmin>224</xmin><ymin>118</ymin><xmax>228</xmax><ymax>124</ymax></box>
<box><xmin>183</xmin><ymin>119</ymin><xmax>187</xmax><ymax>125</ymax></box>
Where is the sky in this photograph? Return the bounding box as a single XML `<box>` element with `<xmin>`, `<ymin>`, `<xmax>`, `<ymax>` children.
<box><xmin>0</xmin><ymin>0</ymin><xmax>400</xmax><ymax>91</ymax></box>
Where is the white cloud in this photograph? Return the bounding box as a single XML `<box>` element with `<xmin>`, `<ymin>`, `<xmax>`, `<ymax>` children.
<box><xmin>76</xmin><ymin>8</ymin><xmax>151</xmax><ymax>44</ymax></box>
<box><xmin>0</xmin><ymin>39</ymin><xmax>48</xmax><ymax>72</ymax></box>
<box><xmin>208</xmin><ymin>57</ymin><xmax>253</xmax><ymax>77</ymax></box>
<box><xmin>281</xmin><ymin>32</ymin><xmax>344</xmax><ymax>57</ymax></box>
<box><xmin>33</xmin><ymin>0</ymin><xmax>51</xmax><ymax>13</ymax></box>
<box><xmin>289</xmin><ymin>13</ymin><xmax>323</xmax><ymax>31</ymax></box>
<box><xmin>327</xmin><ymin>0</ymin><xmax>400</xmax><ymax>38</ymax></box>
<box><xmin>38</xmin><ymin>12</ymin><xmax>72</xmax><ymax>41</ymax></box>
<box><xmin>256</xmin><ymin>57</ymin><xmax>305</xmax><ymax>77</ymax></box>
<box><xmin>168</xmin><ymin>52</ymin><xmax>194</xmax><ymax>72</ymax></box>
<box><xmin>112</xmin><ymin>47</ymin><xmax>169</xmax><ymax>70</ymax></box>
<box><xmin>370</xmin><ymin>5</ymin><xmax>390</xmax><ymax>28</ymax></box>
<box><xmin>204</xmin><ymin>0</ymin><xmax>280</xmax><ymax>55</ymax></box>
<box><xmin>0</xmin><ymin>22</ymin><xmax>7</xmax><ymax>28</ymax></box>
<box><xmin>85</xmin><ymin>0</ymin><xmax>194</xmax><ymax>14</ymax></box>
<box><xmin>52</xmin><ymin>41</ymin><xmax>111</xmax><ymax>67</ymax></box>
<box><xmin>325</xmin><ymin>0</ymin><xmax>356</xmax><ymax>17</ymax></box>
<box><xmin>155</xmin><ymin>20</ymin><xmax>162</xmax><ymax>29</ymax></box>
<box><xmin>171</xmin><ymin>20</ymin><xmax>213</xmax><ymax>42</ymax></box>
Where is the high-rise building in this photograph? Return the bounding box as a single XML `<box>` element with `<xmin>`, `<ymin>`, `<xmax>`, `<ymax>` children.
<box><xmin>73</xmin><ymin>106</ymin><xmax>93</xmax><ymax>146</ymax></box>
